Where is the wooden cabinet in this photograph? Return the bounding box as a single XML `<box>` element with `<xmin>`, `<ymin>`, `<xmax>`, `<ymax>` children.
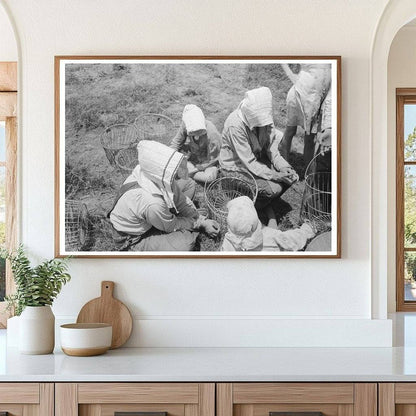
<box><xmin>0</xmin><ymin>381</ymin><xmax>386</xmax><ymax>416</ymax></box>
<box><xmin>55</xmin><ymin>383</ymin><xmax>215</xmax><ymax>416</ymax></box>
<box><xmin>0</xmin><ymin>383</ymin><xmax>53</xmax><ymax>416</ymax></box>
<box><xmin>217</xmin><ymin>383</ymin><xmax>377</xmax><ymax>416</ymax></box>
<box><xmin>379</xmin><ymin>383</ymin><xmax>416</xmax><ymax>416</ymax></box>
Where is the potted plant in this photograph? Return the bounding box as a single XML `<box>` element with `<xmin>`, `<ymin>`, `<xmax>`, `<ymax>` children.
<box><xmin>1</xmin><ymin>245</ymin><xmax>71</xmax><ymax>354</ymax></box>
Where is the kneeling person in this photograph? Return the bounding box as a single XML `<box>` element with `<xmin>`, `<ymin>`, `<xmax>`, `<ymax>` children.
<box><xmin>170</xmin><ymin>104</ymin><xmax>221</xmax><ymax>184</ymax></box>
<box><xmin>109</xmin><ymin>140</ymin><xmax>219</xmax><ymax>251</ymax></box>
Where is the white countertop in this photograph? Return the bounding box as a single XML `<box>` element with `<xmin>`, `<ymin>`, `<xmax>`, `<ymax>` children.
<box><xmin>1</xmin><ymin>328</ymin><xmax>416</xmax><ymax>382</ymax></box>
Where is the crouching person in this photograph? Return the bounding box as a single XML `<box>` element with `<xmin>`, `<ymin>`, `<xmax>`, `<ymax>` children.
<box><xmin>220</xmin><ymin>87</ymin><xmax>298</xmax><ymax>227</ymax></box>
<box><xmin>108</xmin><ymin>140</ymin><xmax>220</xmax><ymax>251</ymax></box>
<box><xmin>221</xmin><ymin>196</ymin><xmax>315</xmax><ymax>252</ymax></box>
<box><xmin>170</xmin><ymin>104</ymin><xmax>221</xmax><ymax>184</ymax></box>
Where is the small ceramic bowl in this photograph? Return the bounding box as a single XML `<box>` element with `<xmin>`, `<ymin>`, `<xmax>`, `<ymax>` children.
<box><xmin>60</xmin><ymin>323</ymin><xmax>112</xmax><ymax>357</ymax></box>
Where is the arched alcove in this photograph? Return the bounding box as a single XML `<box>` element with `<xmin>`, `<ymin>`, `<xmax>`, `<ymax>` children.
<box><xmin>371</xmin><ymin>0</ymin><xmax>416</xmax><ymax>319</ymax></box>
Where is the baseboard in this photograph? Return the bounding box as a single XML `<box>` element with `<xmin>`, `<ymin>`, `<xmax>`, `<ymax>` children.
<box><xmin>56</xmin><ymin>317</ymin><xmax>392</xmax><ymax>347</ymax></box>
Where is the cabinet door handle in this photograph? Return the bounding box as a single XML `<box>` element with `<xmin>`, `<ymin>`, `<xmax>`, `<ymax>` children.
<box><xmin>270</xmin><ymin>413</ymin><xmax>324</xmax><ymax>416</ymax></box>
<box><xmin>115</xmin><ymin>412</ymin><xmax>168</xmax><ymax>416</ymax></box>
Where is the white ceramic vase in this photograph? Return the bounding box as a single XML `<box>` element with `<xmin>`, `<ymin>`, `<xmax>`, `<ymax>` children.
<box><xmin>19</xmin><ymin>306</ymin><xmax>55</xmax><ymax>354</ymax></box>
<box><xmin>6</xmin><ymin>315</ymin><xmax>20</xmax><ymax>347</ymax></box>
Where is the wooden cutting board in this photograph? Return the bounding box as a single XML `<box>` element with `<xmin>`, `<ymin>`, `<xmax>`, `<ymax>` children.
<box><xmin>76</xmin><ymin>281</ymin><xmax>133</xmax><ymax>349</ymax></box>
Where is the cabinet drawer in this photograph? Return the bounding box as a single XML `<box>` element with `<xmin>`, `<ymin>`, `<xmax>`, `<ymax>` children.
<box><xmin>56</xmin><ymin>383</ymin><xmax>215</xmax><ymax>416</ymax></box>
<box><xmin>0</xmin><ymin>383</ymin><xmax>53</xmax><ymax>416</ymax></box>
<box><xmin>379</xmin><ymin>383</ymin><xmax>416</xmax><ymax>416</ymax></box>
<box><xmin>217</xmin><ymin>383</ymin><xmax>376</xmax><ymax>416</ymax></box>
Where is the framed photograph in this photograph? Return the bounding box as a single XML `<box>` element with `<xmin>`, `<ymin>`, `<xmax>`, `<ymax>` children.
<box><xmin>55</xmin><ymin>56</ymin><xmax>341</xmax><ymax>258</ymax></box>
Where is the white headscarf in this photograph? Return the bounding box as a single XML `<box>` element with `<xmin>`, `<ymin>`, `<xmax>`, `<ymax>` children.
<box><xmin>182</xmin><ymin>104</ymin><xmax>206</xmax><ymax>136</ymax></box>
<box><xmin>238</xmin><ymin>87</ymin><xmax>273</xmax><ymax>130</ymax></box>
<box><xmin>131</xmin><ymin>140</ymin><xmax>185</xmax><ymax>213</ymax></box>
<box><xmin>222</xmin><ymin>196</ymin><xmax>263</xmax><ymax>251</ymax></box>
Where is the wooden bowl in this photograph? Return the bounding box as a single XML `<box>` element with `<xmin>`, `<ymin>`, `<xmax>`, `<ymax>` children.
<box><xmin>60</xmin><ymin>323</ymin><xmax>112</xmax><ymax>356</ymax></box>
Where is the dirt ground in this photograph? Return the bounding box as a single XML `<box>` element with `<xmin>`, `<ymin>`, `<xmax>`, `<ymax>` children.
<box><xmin>64</xmin><ymin>63</ymin><xmax>307</xmax><ymax>252</ymax></box>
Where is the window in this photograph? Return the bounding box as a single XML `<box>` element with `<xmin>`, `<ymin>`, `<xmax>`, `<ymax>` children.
<box><xmin>0</xmin><ymin>121</ymin><xmax>5</xmax><ymax>301</ymax></box>
<box><xmin>0</xmin><ymin>62</ymin><xmax>17</xmax><ymax>327</ymax></box>
<box><xmin>397</xmin><ymin>89</ymin><xmax>416</xmax><ymax>310</ymax></box>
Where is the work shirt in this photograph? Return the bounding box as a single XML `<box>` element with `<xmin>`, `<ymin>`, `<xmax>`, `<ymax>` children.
<box><xmin>170</xmin><ymin>120</ymin><xmax>221</xmax><ymax>165</ymax></box>
<box><xmin>110</xmin><ymin>178</ymin><xmax>198</xmax><ymax>236</ymax></box>
<box><xmin>219</xmin><ymin>110</ymin><xmax>290</xmax><ymax>180</ymax></box>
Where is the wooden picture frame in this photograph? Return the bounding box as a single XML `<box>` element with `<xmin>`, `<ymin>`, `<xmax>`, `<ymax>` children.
<box><xmin>396</xmin><ymin>88</ymin><xmax>416</xmax><ymax>311</ymax></box>
<box><xmin>55</xmin><ymin>56</ymin><xmax>341</xmax><ymax>258</ymax></box>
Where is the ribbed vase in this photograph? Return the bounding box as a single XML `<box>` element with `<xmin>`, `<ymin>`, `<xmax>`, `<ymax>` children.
<box><xmin>19</xmin><ymin>306</ymin><xmax>55</xmax><ymax>354</ymax></box>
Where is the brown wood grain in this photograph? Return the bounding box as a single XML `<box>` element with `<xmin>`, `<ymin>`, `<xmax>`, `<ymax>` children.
<box><xmin>79</xmin><ymin>404</ymin><xmax>101</xmax><ymax>416</ymax></box>
<box><xmin>233</xmin><ymin>383</ymin><xmax>354</xmax><ymax>404</ymax></box>
<box><xmin>337</xmin><ymin>404</ymin><xmax>353</xmax><ymax>416</ymax></box>
<box><xmin>0</xmin><ymin>62</ymin><xmax>17</xmax><ymax>92</ymax></box>
<box><xmin>397</xmin><ymin>93</ymin><xmax>406</xmax><ymax>311</ymax></box>
<box><xmin>0</xmin><ymin>405</ymin><xmax>23</xmax><ymax>415</ymax></box>
<box><xmin>379</xmin><ymin>384</ymin><xmax>395</xmax><ymax>416</ymax></box>
<box><xmin>185</xmin><ymin>404</ymin><xmax>198</xmax><ymax>416</ymax></box>
<box><xmin>54</xmin><ymin>55</ymin><xmax>342</xmax><ymax>258</ymax></box>
<box><xmin>78</xmin><ymin>383</ymin><xmax>199</xmax><ymax>404</ymax></box>
<box><xmin>199</xmin><ymin>384</ymin><xmax>215</xmax><ymax>416</ymax></box>
<box><xmin>0</xmin><ymin>383</ymin><xmax>39</xmax><ymax>403</ymax></box>
<box><xmin>0</xmin><ymin>92</ymin><xmax>16</xmax><ymax>120</ymax></box>
<box><xmin>55</xmin><ymin>383</ymin><xmax>78</xmax><ymax>416</ymax></box>
<box><xmin>217</xmin><ymin>384</ymin><xmax>233</xmax><ymax>416</ymax></box>
<box><xmin>99</xmin><ymin>403</ymin><xmax>185</xmax><ymax>416</ymax></box>
<box><xmin>39</xmin><ymin>383</ymin><xmax>54</xmax><ymax>416</ymax></box>
<box><xmin>396</xmin><ymin>89</ymin><xmax>416</xmax><ymax>311</ymax></box>
<box><xmin>353</xmin><ymin>384</ymin><xmax>377</xmax><ymax>416</ymax></box>
<box><xmin>250</xmin><ymin>403</ymin><xmax>339</xmax><ymax>416</ymax></box>
<box><xmin>76</xmin><ymin>281</ymin><xmax>133</xmax><ymax>349</ymax></box>
<box><xmin>395</xmin><ymin>383</ymin><xmax>416</xmax><ymax>403</ymax></box>
<box><xmin>0</xmin><ymin>116</ymin><xmax>17</xmax><ymax>327</ymax></box>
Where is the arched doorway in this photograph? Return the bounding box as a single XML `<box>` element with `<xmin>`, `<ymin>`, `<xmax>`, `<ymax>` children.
<box><xmin>371</xmin><ymin>0</ymin><xmax>416</xmax><ymax>319</ymax></box>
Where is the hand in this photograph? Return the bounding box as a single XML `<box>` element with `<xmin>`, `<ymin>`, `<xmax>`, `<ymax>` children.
<box><xmin>317</xmin><ymin>128</ymin><xmax>332</xmax><ymax>155</ymax></box>
<box><xmin>280</xmin><ymin>166</ymin><xmax>296</xmax><ymax>176</ymax></box>
<box><xmin>272</xmin><ymin>170</ymin><xmax>298</xmax><ymax>185</ymax></box>
<box><xmin>201</xmin><ymin>219</ymin><xmax>220</xmax><ymax>238</ymax></box>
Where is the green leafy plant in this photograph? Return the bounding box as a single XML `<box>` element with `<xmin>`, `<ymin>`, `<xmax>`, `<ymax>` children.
<box><xmin>1</xmin><ymin>246</ymin><xmax>71</xmax><ymax>316</ymax></box>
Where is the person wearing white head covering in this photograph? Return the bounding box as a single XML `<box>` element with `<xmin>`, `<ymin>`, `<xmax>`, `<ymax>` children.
<box><xmin>279</xmin><ymin>63</ymin><xmax>332</xmax><ymax>167</ymax></box>
<box><xmin>221</xmin><ymin>196</ymin><xmax>315</xmax><ymax>252</ymax></box>
<box><xmin>219</xmin><ymin>87</ymin><xmax>298</xmax><ymax>226</ymax></box>
<box><xmin>108</xmin><ymin>141</ymin><xmax>219</xmax><ymax>251</ymax></box>
<box><xmin>170</xmin><ymin>104</ymin><xmax>221</xmax><ymax>184</ymax></box>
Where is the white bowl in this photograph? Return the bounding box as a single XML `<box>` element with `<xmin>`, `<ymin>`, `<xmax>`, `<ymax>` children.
<box><xmin>60</xmin><ymin>323</ymin><xmax>112</xmax><ymax>356</ymax></box>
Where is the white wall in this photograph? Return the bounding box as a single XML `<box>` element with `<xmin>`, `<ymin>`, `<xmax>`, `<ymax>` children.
<box><xmin>0</xmin><ymin>0</ymin><xmax>393</xmax><ymax>346</ymax></box>
<box><xmin>0</xmin><ymin>3</ymin><xmax>17</xmax><ymax>61</ymax></box>
<box><xmin>387</xmin><ymin>25</ymin><xmax>416</xmax><ymax>312</ymax></box>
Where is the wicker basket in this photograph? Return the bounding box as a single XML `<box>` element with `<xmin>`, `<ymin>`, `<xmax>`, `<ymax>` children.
<box><xmin>115</xmin><ymin>146</ymin><xmax>139</xmax><ymax>174</ymax></box>
<box><xmin>65</xmin><ymin>200</ymin><xmax>90</xmax><ymax>251</ymax></box>
<box><xmin>100</xmin><ymin>124</ymin><xmax>139</xmax><ymax>167</ymax></box>
<box><xmin>204</xmin><ymin>170</ymin><xmax>258</xmax><ymax>230</ymax></box>
<box><xmin>134</xmin><ymin>113</ymin><xmax>175</xmax><ymax>144</ymax></box>
<box><xmin>300</xmin><ymin>150</ymin><xmax>332</xmax><ymax>233</ymax></box>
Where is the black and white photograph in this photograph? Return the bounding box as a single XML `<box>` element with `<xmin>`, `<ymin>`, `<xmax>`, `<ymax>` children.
<box><xmin>55</xmin><ymin>57</ymin><xmax>340</xmax><ymax>257</ymax></box>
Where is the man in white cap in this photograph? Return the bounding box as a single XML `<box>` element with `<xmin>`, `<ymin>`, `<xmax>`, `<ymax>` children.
<box><xmin>170</xmin><ymin>104</ymin><xmax>221</xmax><ymax>184</ymax></box>
<box><xmin>108</xmin><ymin>140</ymin><xmax>219</xmax><ymax>251</ymax></box>
<box><xmin>219</xmin><ymin>86</ymin><xmax>298</xmax><ymax>227</ymax></box>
